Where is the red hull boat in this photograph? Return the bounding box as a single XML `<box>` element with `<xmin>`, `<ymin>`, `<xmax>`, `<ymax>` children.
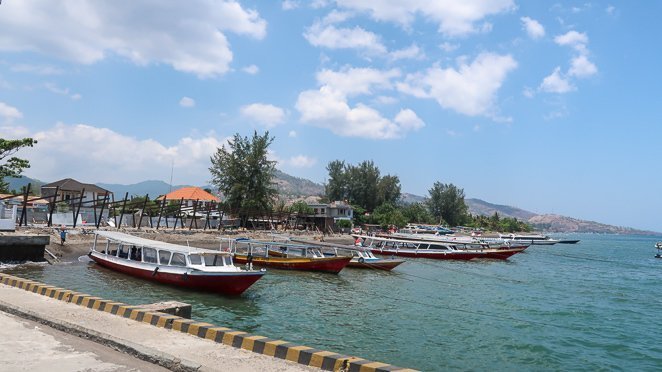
<box><xmin>89</xmin><ymin>231</ymin><xmax>265</xmax><ymax>296</ymax></box>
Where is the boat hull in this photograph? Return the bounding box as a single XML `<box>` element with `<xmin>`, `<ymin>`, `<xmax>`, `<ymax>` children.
<box><xmin>369</xmin><ymin>247</ymin><xmax>524</xmax><ymax>260</ymax></box>
<box><xmin>347</xmin><ymin>258</ymin><xmax>405</xmax><ymax>271</ymax></box>
<box><xmin>233</xmin><ymin>254</ymin><xmax>351</xmax><ymax>274</ymax></box>
<box><xmin>89</xmin><ymin>254</ymin><xmax>264</xmax><ymax>296</ymax></box>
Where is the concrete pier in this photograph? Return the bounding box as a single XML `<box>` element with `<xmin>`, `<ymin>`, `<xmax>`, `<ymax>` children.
<box><xmin>0</xmin><ymin>235</ymin><xmax>50</xmax><ymax>261</ymax></box>
<box><xmin>139</xmin><ymin>301</ymin><xmax>192</xmax><ymax>319</ymax></box>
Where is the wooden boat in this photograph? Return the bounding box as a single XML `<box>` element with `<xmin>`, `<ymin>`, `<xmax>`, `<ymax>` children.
<box><xmin>379</xmin><ymin>232</ymin><xmax>530</xmax><ymax>251</ymax></box>
<box><xmin>500</xmin><ymin>233</ymin><xmax>559</xmax><ymax>245</ymax></box>
<box><xmin>354</xmin><ymin>235</ymin><xmax>526</xmax><ymax>260</ymax></box>
<box><xmin>230</xmin><ymin>239</ymin><xmax>351</xmax><ymax>274</ymax></box>
<box><xmin>289</xmin><ymin>238</ymin><xmax>405</xmax><ymax>271</ymax></box>
<box><xmin>89</xmin><ymin>231</ymin><xmax>265</xmax><ymax>296</ymax></box>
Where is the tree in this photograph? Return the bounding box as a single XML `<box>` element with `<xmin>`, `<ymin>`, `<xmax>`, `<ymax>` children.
<box><xmin>325</xmin><ymin>160</ymin><xmax>346</xmax><ymax>201</ymax></box>
<box><xmin>427</xmin><ymin>182</ymin><xmax>468</xmax><ymax>226</ymax></box>
<box><xmin>0</xmin><ymin>138</ymin><xmax>36</xmax><ymax>193</ymax></box>
<box><xmin>401</xmin><ymin>202</ymin><xmax>435</xmax><ymax>224</ymax></box>
<box><xmin>209</xmin><ymin>131</ymin><xmax>277</xmax><ymax>227</ymax></box>
<box><xmin>377</xmin><ymin>174</ymin><xmax>401</xmax><ymax>206</ymax></box>
<box><xmin>372</xmin><ymin>203</ymin><xmax>407</xmax><ymax>229</ymax></box>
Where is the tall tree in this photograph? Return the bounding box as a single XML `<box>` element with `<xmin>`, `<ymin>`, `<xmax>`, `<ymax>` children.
<box><xmin>209</xmin><ymin>131</ymin><xmax>277</xmax><ymax>226</ymax></box>
<box><xmin>377</xmin><ymin>174</ymin><xmax>401</xmax><ymax>206</ymax></box>
<box><xmin>401</xmin><ymin>202</ymin><xmax>435</xmax><ymax>224</ymax></box>
<box><xmin>0</xmin><ymin>138</ymin><xmax>36</xmax><ymax>193</ymax></box>
<box><xmin>325</xmin><ymin>160</ymin><xmax>346</xmax><ymax>201</ymax></box>
<box><xmin>426</xmin><ymin>182</ymin><xmax>468</xmax><ymax>226</ymax></box>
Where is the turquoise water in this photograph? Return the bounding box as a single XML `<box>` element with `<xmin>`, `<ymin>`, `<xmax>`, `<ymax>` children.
<box><xmin>4</xmin><ymin>234</ymin><xmax>662</xmax><ymax>371</ymax></box>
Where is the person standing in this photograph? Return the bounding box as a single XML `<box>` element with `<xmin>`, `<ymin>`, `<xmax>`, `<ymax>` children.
<box><xmin>60</xmin><ymin>228</ymin><xmax>67</xmax><ymax>245</ymax></box>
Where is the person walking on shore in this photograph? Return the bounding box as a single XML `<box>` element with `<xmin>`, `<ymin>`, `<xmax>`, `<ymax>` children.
<box><xmin>60</xmin><ymin>228</ymin><xmax>67</xmax><ymax>245</ymax></box>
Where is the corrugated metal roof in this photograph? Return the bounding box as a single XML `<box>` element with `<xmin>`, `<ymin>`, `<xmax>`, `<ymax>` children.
<box><xmin>95</xmin><ymin>231</ymin><xmax>229</xmax><ymax>255</ymax></box>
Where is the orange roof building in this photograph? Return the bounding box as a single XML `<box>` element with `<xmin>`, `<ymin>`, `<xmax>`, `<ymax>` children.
<box><xmin>158</xmin><ymin>187</ymin><xmax>220</xmax><ymax>208</ymax></box>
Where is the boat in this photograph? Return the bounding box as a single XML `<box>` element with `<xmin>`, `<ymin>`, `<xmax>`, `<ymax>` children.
<box><xmin>656</xmin><ymin>242</ymin><xmax>662</xmax><ymax>258</ymax></box>
<box><xmin>229</xmin><ymin>239</ymin><xmax>351</xmax><ymax>274</ymax></box>
<box><xmin>500</xmin><ymin>233</ymin><xmax>559</xmax><ymax>245</ymax></box>
<box><xmin>354</xmin><ymin>235</ymin><xmax>526</xmax><ymax>260</ymax></box>
<box><xmin>379</xmin><ymin>232</ymin><xmax>530</xmax><ymax>251</ymax></box>
<box><xmin>557</xmin><ymin>239</ymin><xmax>580</xmax><ymax>244</ymax></box>
<box><xmin>289</xmin><ymin>238</ymin><xmax>405</xmax><ymax>271</ymax></box>
<box><xmin>88</xmin><ymin>231</ymin><xmax>265</xmax><ymax>296</ymax></box>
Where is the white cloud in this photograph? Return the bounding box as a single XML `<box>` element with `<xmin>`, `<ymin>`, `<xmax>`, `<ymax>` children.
<box><xmin>240</xmin><ymin>103</ymin><xmax>286</xmax><ymax>127</ymax></box>
<box><xmin>523</xmin><ymin>87</ymin><xmax>535</xmax><ymax>98</ymax></box>
<box><xmin>11</xmin><ymin>64</ymin><xmax>63</xmax><ymax>75</ymax></box>
<box><xmin>288</xmin><ymin>155</ymin><xmax>317</xmax><ymax>168</ymax></box>
<box><xmin>539</xmin><ymin>67</ymin><xmax>575</xmax><ymax>93</ymax></box>
<box><xmin>521</xmin><ymin>17</ymin><xmax>545</xmax><ymax>39</ymax></box>
<box><xmin>22</xmin><ymin>123</ymin><xmax>228</xmax><ymax>185</ymax></box>
<box><xmin>304</xmin><ymin>21</ymin><xmax>387</xmax><ymax>54</ymax></box>
<box><xmin>439</xmin><ymin>42</ymin><xmax>459</xmax><ymax>52</ymax></box>
<box><xmin>390</xmin><ymin>44</ymin><xmax>425</xmax><ymax>61</ymax></box>
<box><xmin>0</xmin><ymin>102</ymin><xmax>23</xmax><ymax>122</ymax></box>
<box><xmin>44</xmin><ymin>82</ymin><xmax>81</xmax><ymax>100</ymax></box>
<box><xmin>296</xmin><ymin>67</ymin><xmax>424</xmax><ymax>140</ymax></box>
<box><xmin>554</xmin><ymin>30</ymin><xmax>589</xmax><ymax>54</ymax></box>
<box><xmin>288</xmin><ymin>130</ymin><xmax>297</xmax><ymax>137</ymax></box>
<box><xmin>397</xmin><ymin>53</ymin><xmax>517</xmax><ymax>118</ymax></box>
<box><xmin>569</xmin><ymin>55</ymin><xmax>597</xmax><ymax>78</ymax></box>
<box><xmin>335</xmin><ymin>0</ymin><xmax>515</xmax><ymax>36</ymax></box>
<box><xmin>317</xmin><ymin>67</ymin><xmax>400</xmax><ymax>97</ymax></box>
<box><xmin>282</xmin><ymin>0</ymin><xmax>299</xmax><ymax>10</ymax></box>
<box><xmin>606</xmin><ymin>5</ymin><xmax>616</xmax><ymax>15</ymax></box>
<box><xmin>242</xmin><ymin>64</ymin><xmax>259</xmax><ymax>74</ymax></box>
<box><xmin>179</xmin><ymin>97</ymin><xmax>196</xmax><ymax>108</ymax></box>
<box><xmin>0</xmin><ymin>2</ymin><xmax>266</xmax><ymax>78</ymax></box>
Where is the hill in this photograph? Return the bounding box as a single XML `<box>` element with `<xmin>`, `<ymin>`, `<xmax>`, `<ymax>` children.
<box><xmin>273</xmin><ymin>169</ymin><xmax>324</xmax><ymax>197</ymax></box>
<box><xmin>4</xmin><ymin>176</ymin><xmax>45</xmax><ymax>194</ymax></box>
<box><xmin>465</xmin><ymin>198</ymin><xmax>538</xmax><ymax>220</ymax></box>
<box><xmin>97</xmin><ymin>180</ymin><xmax>193</xmax><ymax>198</ymax></box>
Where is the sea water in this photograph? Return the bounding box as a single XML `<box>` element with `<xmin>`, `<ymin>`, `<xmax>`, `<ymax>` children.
<box><xmin>3</xmin><ymin>234</ymin><xmax>662</xmax><ymax>371</ymax></box>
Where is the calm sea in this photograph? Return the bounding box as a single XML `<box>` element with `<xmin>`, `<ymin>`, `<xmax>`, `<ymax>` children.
<box><xmin>3</xmin><ymin>234</ymin><xmax>662</xmax><ymax>371</ymax></box>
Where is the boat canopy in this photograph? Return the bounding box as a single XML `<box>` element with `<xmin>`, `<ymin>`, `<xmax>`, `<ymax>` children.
<box><xmin>95</xmin><ymin>230</ymin><xmax>230</xmax><ymax>256</ymax></box>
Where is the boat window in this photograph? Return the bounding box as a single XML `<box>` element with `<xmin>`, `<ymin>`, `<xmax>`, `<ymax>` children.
<box><xmin>109</xmin><ymin>242</ymin><xmax>119</xmax><ymax>257</ymax></box>
<box><xmin>223</xmin><ymin>256</ymin><xmax>233</xmax><ymax>266</ymax></box>
<box><xmin>118</xmin><ymin>244</ymin><xmax>129</xmax><ymax>259</ymax></box>
<box><xmin>158</xmin><ymin>250</ymin><xmax>171</xmax><ymax>265</ymax></box>
<box><xmin>170</xmin><ymin>253</ymin><xmax>186</xmax><ymax>266</ymax></box>
<box><xmin>130</xmin><ymin>246</ymin><xmax>142</xmax><ymax>261</ymax></box>
<box><xmin>189</xmin><ymin>254</ymin><xmax>202</xmax><ymax>265</ymax></box>
<box><xmin>143</xmin><ymin>248</ymin><xmax>158</xmax><ymax>264</ymax></box>
<box><xmin>204</xmin><ymin>254</ymin><xmax>225</xmax><ymax>266</ymax></box>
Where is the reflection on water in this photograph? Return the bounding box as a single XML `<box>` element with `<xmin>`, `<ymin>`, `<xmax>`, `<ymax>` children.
<box><xmin>4</xmin><ymin>234</ymin><xmax>662</xmax><ymax>371</ymax></box>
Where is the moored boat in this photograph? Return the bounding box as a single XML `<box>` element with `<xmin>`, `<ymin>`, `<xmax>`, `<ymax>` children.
<box><xmin>289</xmin><ymin>238</ymin><xmax>405</xmax><ymax>271</ymax></box>
<box><xmin>88</xmin><ymin>231</ymin><xmax>265</xmax><ymax>296</ymax></box>
<box><xmin>355</xmin><ymin>235</ymin><xmax>526</xmax><ymax>260</ymax></box>
<box><xmin>500</xmin><ymin>233</ymin><xmax>560</xmax><ymax>245</ymax></box>
<box><xmin>230</xmin><ymin>239</ymin><xmax>351</xmax><ymax>274</ymax></box>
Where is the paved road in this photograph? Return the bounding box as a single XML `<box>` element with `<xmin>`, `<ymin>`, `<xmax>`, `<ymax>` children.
<box><xmin>0</xmin><ymin>311</ymin><xmax>168</xmax><ymax>371</ymax></box>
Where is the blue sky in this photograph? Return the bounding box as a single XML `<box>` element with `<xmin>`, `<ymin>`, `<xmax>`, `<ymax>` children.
<box><xmin>1</xmin><ymin>1</ymin><xmax>660</xmax><ymax>232</ymax></box>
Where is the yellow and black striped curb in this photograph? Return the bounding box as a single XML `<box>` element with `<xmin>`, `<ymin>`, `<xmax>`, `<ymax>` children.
<box><xmin>0</xmin><ymin>273</ymin><xmax>416</xmax><ymax>372</ymax></box>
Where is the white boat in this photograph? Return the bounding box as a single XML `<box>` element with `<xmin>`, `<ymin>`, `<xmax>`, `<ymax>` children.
<box><xmin>88</xmin><ymin>231</ymin><xmax>265</xmax><ymax>295</ymax></box>
<box><xmin>500</xmin><ymin>233</ymin><xmax>559</xmax><ymax>245</ymax></box>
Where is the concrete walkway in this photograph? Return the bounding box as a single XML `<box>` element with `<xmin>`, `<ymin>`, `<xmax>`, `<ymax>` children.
<box><xmin>0</xmin><ymin>283</ymin><xmax>314</xmax><ymax>372</ymax></box>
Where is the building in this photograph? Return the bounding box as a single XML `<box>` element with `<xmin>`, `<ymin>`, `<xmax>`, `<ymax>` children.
<box><xmin>41</xmin><ymin>178</ymin><xmax>113</xmax><ymax>203</ymax></box>
<box><xmin>296</xmin><ymin>199</ymin><xmax>353</xmax><ymax>232</ymax></box>
<box><xmin>157</xmin><ymin>187</ymin><xmax>220</xmax><ymax>209</ymax></box>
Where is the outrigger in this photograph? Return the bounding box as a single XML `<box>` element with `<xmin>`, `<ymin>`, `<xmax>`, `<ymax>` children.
<box><xmin>88</xmin><ymin>231</ymin><xmax>265</xmax><ymax>296</ymax></box>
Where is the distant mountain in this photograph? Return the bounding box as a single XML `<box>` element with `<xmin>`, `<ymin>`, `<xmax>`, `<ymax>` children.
<box><xmin>466</xmin><ymin>198</ymin><xmax>538</xmax><ymax>220</ymax></box>
<box><xmin>4</xmin><ymin>176</ymin><xmax>45</xmax><ymax>194</ymax></box>
<box><xmin>527</xmin><ymin>214</ymin><xmax>660</xmax><ymax>235</ymax></box>
<box><xmin>273</xmin><ymin>169</ymin><xmax>324</xmax><ymax>197</ymax></box>
<box><xmin>97</xmin><ymin>180</ymin><xmax>193</xmax><ymax>198</ymax></box>
<box><xmin>400</xmin><ymin>192</ymin><xmax>426</xmax><ymax>204</ymax></box>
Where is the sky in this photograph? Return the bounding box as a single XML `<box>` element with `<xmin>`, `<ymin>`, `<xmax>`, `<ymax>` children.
<box><xmin>0</xmin><ymin>1</ymin><xmax>660</xmax><ymax>232</ymax></box>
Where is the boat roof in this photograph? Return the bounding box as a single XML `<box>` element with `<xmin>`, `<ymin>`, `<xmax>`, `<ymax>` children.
<box><xmin>95</xmin><ymin>231</ymin><xmax>229</xmax><ymax>255</ymax></box>
<box><xmin>234</xmin><ymin>238</ymin><xmax>322</xmax><ymax>249</ymax></box>
<box><xmin>354</xmin><ymin>234</ymin><xmax>453</xmax><ymax>246</ymax></box>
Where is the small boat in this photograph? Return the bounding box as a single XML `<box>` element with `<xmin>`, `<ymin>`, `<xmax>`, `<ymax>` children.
<box><xmin>355</xmin><ymin>235</ymin><xmax>526</xmax><ymax>260</ymax></box>
<box><xmin>89</xmin><ymin>231</ymin><xmax>265</xmax><ymax>296</ymax></box>
<box><xmin>655</xmin><ymin>242</ymin><xmax>662</xmax><ymax>258</ymax></box>
<box><xmin>557</xmin><ymin>239</ymin><xmax>580</xmax><ymax>244</ymax></box>
<box><xmin>230</xmin><ymin>239</ymin><xmax>351</xmax><ymax>274</ymax></box>
<box><xmin>288</xmin><ymin>238</ymin><xmax>405</xmax><ymax>271</ymax></box>
<box><xmin>500</xmin><ymin>233</ymin><xmax>559</xmax><ymax>245</ymax></box>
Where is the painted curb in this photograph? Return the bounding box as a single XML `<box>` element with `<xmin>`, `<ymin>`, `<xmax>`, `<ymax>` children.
<box><xmin>0</xmin><ymin>273</ymin><xmax>416</xmax><ymax>372</ymax></box>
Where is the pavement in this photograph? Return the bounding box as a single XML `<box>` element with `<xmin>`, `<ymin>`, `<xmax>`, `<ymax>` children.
<box><xmin>0</xmin><ymin>283</ymin><xmax>314</xmax><ymax>372</ymax></box>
